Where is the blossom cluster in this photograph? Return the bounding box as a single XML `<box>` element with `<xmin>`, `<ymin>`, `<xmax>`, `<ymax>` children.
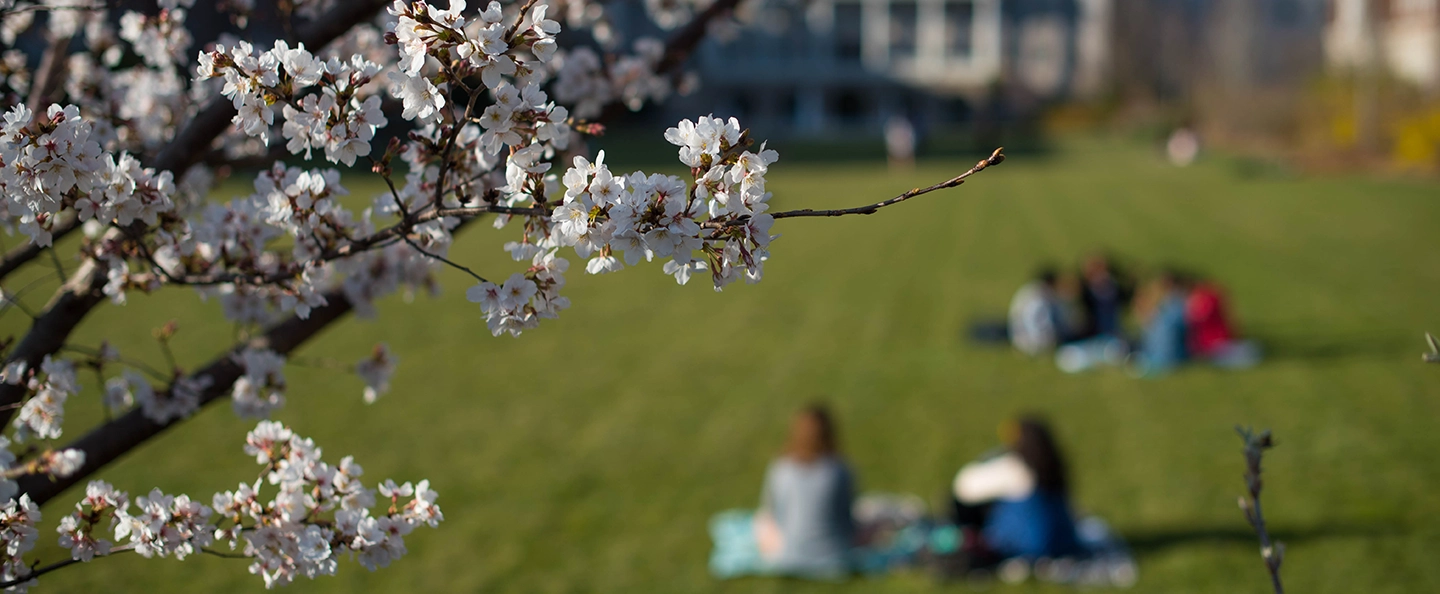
<box><xmin>199</xmin><ymin>39</ymin><xmax>388</xmax><ymax>161</ymax></box>
<box><xmin>12</xmin><ymin>357</ymin><xmax>79</xmax><ymax>443</ymax></box>
<box><xmin>0</xmin><ymin>494</ymin><xmax>39</xmax><ymax>591</ymax></box>
<box><xmin>232</xmin><ymin>348</ymin><xmax>287</xmax><ymax>419</ymax></box>
<box><xmin>39</xmin><ymin>422</ymin><xmax>442</xmax><ymax>589</ymax></box>
<box><xmin>355</xmin><ymin>344</ymin><xmax>398</xmax><ymax>404</ymax></box>
<box><xmin>118</xmin><ymin>0</ymin><xmax>195</xmax><ymax>70</ymax></box>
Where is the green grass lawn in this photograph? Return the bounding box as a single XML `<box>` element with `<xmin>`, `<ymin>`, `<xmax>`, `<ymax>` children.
<box><xmin>5</xmin><ymin>135</ymin><xmax>1439</xmax><ymax>593</ymax></box>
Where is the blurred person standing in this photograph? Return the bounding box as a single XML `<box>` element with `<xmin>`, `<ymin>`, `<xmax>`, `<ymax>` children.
<box><xmin>1166</xmin><ymin>127</ymin><xmax>1199</xmax><ymax>166</ymax></box>
<box><xmin>885</xmin><ymin>114</ymin><xmax>916</xmax><ymax>170</ymax></box>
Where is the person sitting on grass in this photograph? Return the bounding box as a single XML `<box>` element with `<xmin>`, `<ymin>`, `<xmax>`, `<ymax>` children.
<box><xmin>1009</xmin><ymin>266</ymin><xmax>1070</xmax><ymax>356</ymax></box>
<box><xmin>950</xmin><ymin>416</ymin><xmax>1080</xmax><ymax>562</ymax></box>
<box><xmin>710</xmin><ymin>404</ymin><xmax>856</xmax><ymax>580</ymax></box>
<box><xmin>1130</xmin><ymin>270</ymin><xmax>1189</xmax><ymax>376</ymax></box>
<box><xmin>1183</xmin><ymin>275</ymin><xmax>1261</xmax><ymax>369</ymax></box>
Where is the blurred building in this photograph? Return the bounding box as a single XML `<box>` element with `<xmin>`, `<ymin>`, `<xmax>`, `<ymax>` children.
<box><xmin>1326</xmin><ymin>0</ymin><xmax>1440</xmax><ymax>89</ymax></box>
<box><xmin>659</xmin><ymin>0</ymin><xmax>1113</xmax><ymax>136</ymax></box>
<box><xmin>1110</xmin><ymin>0</ymin><xmax>1327</xmax><ymax>102</ymax></box>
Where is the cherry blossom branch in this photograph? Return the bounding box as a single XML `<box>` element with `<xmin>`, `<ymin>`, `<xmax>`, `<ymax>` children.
<box><xmin>7</xmin><ymin>0</ymin><xmax>874</xmax><ymax>511</ymax></box>
<box><xmin>16</xmin><ymin>287</ymin><xmax>357</xmax><ymax>506</ymax></box>
<box><xmin>1237</xmin><ymin>426</ymin><xmax>1285</xmax><ymax>594</ymax></box>
<box><xmin>0</xmin><ymin>558</ymin><xmax>78</xmax><ymax>590</ymax></box>
<box><xmin>429</xmin><ymin>92</ymin><xmax>484</xmax><ymax>212</ymax></box>
<box><xmin>0</xmin><ymin>0</ymin><xmax>395</xmax><ymax>426</ymax></box>
<box><xmin>0</xmin><ymin>547</ymin><xmax>133</xmax><ymax>589</ymax></box>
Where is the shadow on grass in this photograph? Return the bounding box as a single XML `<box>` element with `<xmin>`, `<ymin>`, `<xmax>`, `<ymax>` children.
<box><xmin>1247</xmin><ymin>328</ymin><xmax>1418</xmax><ymax>363</ymax></box>
<box><xmin>1123</xmin><ymin>522</ymin><xmax>1402</xmax><ymax>556</ymax></box>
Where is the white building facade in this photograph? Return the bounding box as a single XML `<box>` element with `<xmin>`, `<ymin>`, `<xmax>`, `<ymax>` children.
<box><xmin>1326</xmin><ymin>0</ymin><xmax>1440</xmax><ymax>89</ymax></box>
<box><xmin>662</xmin><ymin>0</ymin><xmax>1111</xmax><ymax>135</ymax></box>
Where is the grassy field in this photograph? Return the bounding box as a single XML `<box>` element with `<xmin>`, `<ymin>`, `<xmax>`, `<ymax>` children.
<box><xmin>4</xmin><ymin>135</ymin><xmax>1439</xmax><ymax>593</ymax></box>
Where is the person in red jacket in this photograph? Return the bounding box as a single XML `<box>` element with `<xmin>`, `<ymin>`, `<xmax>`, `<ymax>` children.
<box><xmin>1184</xmin><ymin>280</ymin><xmax>1233</xmax><ymax>358</ymax></box>
<box><xmin>1182</xmin><ymin>276</ymin><xmax>1261</xmax><ymax>368</ymax></box>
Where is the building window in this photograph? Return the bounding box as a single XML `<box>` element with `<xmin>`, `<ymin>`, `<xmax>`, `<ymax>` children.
<box><xmin>945</xmin><ymin>0</ymin><xmax>974</xmax><ymax>58</ymax></box>
<box><xmin>834</xmin><ymin>2</ymin><xmax>863</xmax><ymax>62</ymax></box>
<box><xmin>831</xmin><ymin>90</ymin><xmax>867</xmax><ymax>124</ymax></box>
<box><xmin>889</xmin><ymin>1</ymin><xmax>918</xmax><ymax>60</ymax></box>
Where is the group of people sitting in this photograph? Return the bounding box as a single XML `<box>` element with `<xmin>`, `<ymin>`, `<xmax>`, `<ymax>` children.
<box><xmin>710</xmin><ymin>406</ymin><xmax>1135</xmax><ymax>587</ymax></box>
<box><xmin>1005</xmin><ymin>255</ymin><xmax>1260</xmax><ymax>375</ymax></box>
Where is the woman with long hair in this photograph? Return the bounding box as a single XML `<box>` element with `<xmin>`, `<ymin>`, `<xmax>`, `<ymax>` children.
<box><xmin>951</xmin><ymin>416</ymin><xmax>1080</xmax><ymax>560</ymax></box>
<box><xmin>752</xmin><ymin>404</ymin><xmax>856</xmax><ymax>577</ymax></box>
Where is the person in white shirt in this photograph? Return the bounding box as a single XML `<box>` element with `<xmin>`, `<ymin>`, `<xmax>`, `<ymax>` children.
<box><xmin>1009</xmin><ymin>268</ymin><xmax>1067</xmax><ymax>356</ymax></box>
<box><xmin>950</xmin><ymin>417</ymin><xmax>1081</xmax><ymax>560</ymax></box>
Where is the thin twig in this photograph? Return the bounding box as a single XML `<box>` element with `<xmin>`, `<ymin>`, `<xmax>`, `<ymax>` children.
<box><xmin>200</xmin><ymin>547</ymin><xmax>249</xmax><ymax>560</ymax></box>
<box><xmin>0</xmin><ymin>542</ymin><xmax>130</xmax><ymax>591</ymax></box>
<box><xmin>1236</xmin><ymin>426</ymin><xmax>1285</xmax><ymax>594</ymax></box>
<box><xmin>765</xmin><ymin>147</ymin><xmax>1003</xmax><ymax>222</ymax></box>
<box><xmin>59</xmin><ymin>345</ymin><xmax>171</xmax><ymax>384</ymax></box>
<box><xmin>402</xmin><ymin>236</ymin><xmax>488</xmax><ymax>284</ymax></box>
<box><xmin>47</xmin><ymin>247</ymin><xmax>66</xmax><ymax>283</ymax></box>
<box><xmin>287</xmin><ymin>355</ymin><xmax>352</xmax><ymax>370</ymax></box>
<box><xmin>0</xmin><ymin>286</ymin><xmax>38</xmax><ymax>320</ymax></box>
<box><xmin>0</xmin><ymin>214</ymin><xmax>79</xmax><ymax>284</ymax></box>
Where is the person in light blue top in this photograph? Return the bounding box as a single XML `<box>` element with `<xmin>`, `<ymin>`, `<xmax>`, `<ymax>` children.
<box><xmin>710</xmin><ymin>405</ymin><xmax>856</xmax><ymax>579</ymax></box>
<box><xmin>1133</xmin><ymin>271</ymin><xmax>1189</xmax><ymax>376</ymax></box>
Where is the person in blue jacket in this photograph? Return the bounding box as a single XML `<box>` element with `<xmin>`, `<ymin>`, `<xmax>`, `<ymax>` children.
<box><xmin>950</xmin><ymin>416</ymin><xmax>1080</xmax><ymax>560</ymax></box>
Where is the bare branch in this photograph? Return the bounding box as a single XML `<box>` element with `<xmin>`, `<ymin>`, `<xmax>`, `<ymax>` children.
<box><xmin>1236</xmin><ymin>426</ymin><xmax>1285</xmax><ymax>594</ymax></box>
<box><xmin>766</xmin><ymin>147</ymin><xmax>1003</xmax><ymax>221</ymax></box>
<box><xmin>403</xmin><ymin>236</ymin><xmax>488</xmax><ymax>284</ymax></box>
<box><xmin>0</xmin><ymin>548</ymin><xmax>131</xmax><ymax>590</ymax></box>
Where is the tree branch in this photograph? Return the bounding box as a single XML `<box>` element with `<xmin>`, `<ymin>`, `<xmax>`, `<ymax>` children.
<box><xmin>8</xmin><ymin>0</ymin><xmax>874</xmax><ymax>506</ymax></box>
<box><xmin>1237</xmin><ymin>426</ymin><xmax>1285</xmax><ymax>594</ymax></box>
<box><xmin>17</xmin><ymin>287</ymin><xmax>356</xmax><ymax>506</ymax></box>
<box><xmin>0</xmin><ymin>548</ymin><xmax>132</xmax><ymax>590</ymax></box>
<box><xmin>0</xmin><ymin>0</ymin><xmax>396</xmax><ymax>427</ymax></box>
<box><xmin>765</xmin><ymin>147</ymin><xmax>1003</xmax><ymax>221</ymax></box>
